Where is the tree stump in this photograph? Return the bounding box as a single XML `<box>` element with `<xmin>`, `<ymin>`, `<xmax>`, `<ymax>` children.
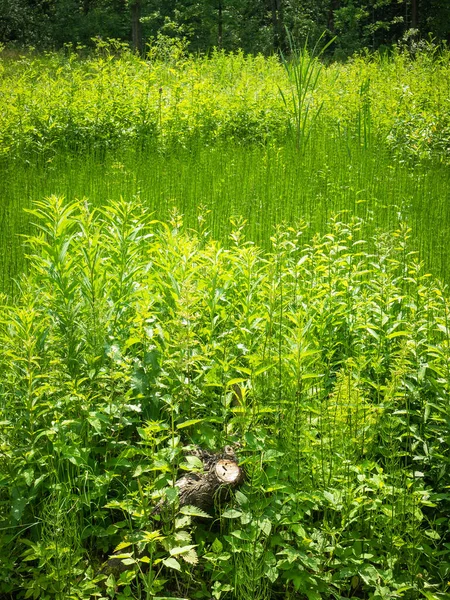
<box><xmin>174</xmin><ymin>454</ymin><xmax>243</xmax><ymax>512</ymax></box>
<box><xmin>156</xmin><ymin>445</ymin><xmax>244</xmax><ymax>514</ymax></box>
<box><xmin>102</xmin><ymin>446</ymin><xmax>243</xmax><ymax>576</ymax></box>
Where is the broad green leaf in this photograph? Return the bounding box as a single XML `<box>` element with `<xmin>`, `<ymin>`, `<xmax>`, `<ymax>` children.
<box><xmin>424</xmin><ymin>529</ymin><xmax>440</xmax><ymax>540</ymax></box>
<box><xmin>113</xmin><ymin>541</ymin><xmax>133</xmax><ymax>552</ymax></box>
<box><xmin>165</xmin><ymin>487</ymin><xmax>178</xmax><ymax>504</ymax></box>
<box><xmin>174</xmin><ymin>530</ymin><xmax>191</xmax><ymax>542</ymax></box>
<box><xmin>123</xmin><ymin>336</ymin><xmax>142</xmax><ymax>349</ymax></box>
<box><xmin>162</xmin><ymin>557</ymin><xmax>181</xmax><ymax>571</ymax></box>
<box><xmin>139</xmin><ymin>556</ymin><xmax>151</xmax><ymax>564</ymax></box>
<box><xmin>87</xmin><ymin>416</ymin><xmax>102</xmax><ymax>433</ymax></box>
<box><xmin>266</xmin><ymin>565</ymin><xmax>279</xmax><ymax>583</ymax></box>
<box><xmin>175</xmin><ymin>515</ymin><xmax>191</xmax><ymax>529</ymax></box>
<box><xmin>176</xmin><ymin>419</ymin><xmax>205</xmax><ymax>429</ymax></box>
<box><xmin>236</xmin><ymin>367</ymin><xmax>252</xmax><ymax>375</ymax></box>
<box><xmin>221</xmin><ymin>509</ymin><xmax>242</xmax><ymax>519</ymax></box>
<box><xmin>169</xmin><ymin>544</ymin><xmax>197</xmax><ymax>557</ymax></box>
<box><xmin>179</xmin><ymin>456</ymin><xmax>204</xmax><ymax>471</ymax></box>
<box><xmin>226</xmin><ymin>378</ymin><xmax>247</xmax><ymax>388</ymax></box>
<box><xmin>258</xmin><ymin>519</ymin><xmax>272</xmax><ymax>536</ymax></box>
<box><xmin>118</xmin><ymin>570</ymin><xmax>136</xmax><ymax>585</ymax></box>
<box><xmin>235</xmin><ymin>490</ymin><xmax>249</xmax><ymax>506</ymax></box>
<box><xmin>133</xmin><ymin>464</ymin><xmax>152</xmax><ymax>478</ymax></box>
<box><xmin>211</xmin><ymin>538</ymin><xmax>223</xmax><ymax>553</ymax></box>
<box><xmin>179</xmin><ymin>505</ymin><xmax>212</xmax><ymax>518</ymax></box>
<box><xmin>387</xmin><ymin>330</ymin><xmax>410</xmax><ymax>339</ymax></box>
<box><xmin>231</xmin><ymin>529</ymin><xmax>252</xmax><ymax>540</ymax></box>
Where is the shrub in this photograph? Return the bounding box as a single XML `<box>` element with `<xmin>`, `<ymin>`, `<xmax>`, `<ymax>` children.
<box><xmin>1</xmin><ymin>197</ymin><xmax>449</xmax><ymax>598</ymax></box>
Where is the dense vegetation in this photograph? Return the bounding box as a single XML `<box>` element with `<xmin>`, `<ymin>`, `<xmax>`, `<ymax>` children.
<box><xmin>1</xmin><ymin>43</ymin><xmax>449</xmax><ymax>290</ymax></box>
<box><xmin>1</xmin><ymin>197</ymin><xmax>450</xmax><ymax>599</ymax></box>
<box><xmin>0</xmin><ymin>36</ymin><xmax>450</xmax><ymax>600</ymax></box>
<box><xmin>1</xmin><ymin>42</ymin><xmax>449</xmax><ymax>163</ymax></box>
<box><xmin>1</xmin><ymin>0</ymin><xmax>449</xmax><ymax>57</ymax></box>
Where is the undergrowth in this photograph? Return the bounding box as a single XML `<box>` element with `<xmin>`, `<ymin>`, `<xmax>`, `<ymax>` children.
<box><xmin>1</xmin><ymin>197</ymin><xmax>449</xmax><ymax>599</ymax></box>
<box><xmin>0</xmin><ymin>41</ymin><xmax>449</xmax><ymax>165</ymax></box>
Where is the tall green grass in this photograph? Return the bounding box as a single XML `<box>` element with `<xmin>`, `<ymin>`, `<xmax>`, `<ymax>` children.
<box><xmin>0</xmin><ymin>44</ymin><xmax>449</xmax><ymax>163</ymax></box>
<box><xmin>1</xmin><ymin>135</ymin><xmax>449</xmax><ymax>294</ymax></box>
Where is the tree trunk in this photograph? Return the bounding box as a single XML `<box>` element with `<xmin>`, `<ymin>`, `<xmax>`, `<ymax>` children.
<box><xmin>218</xmin><ymin>0</ymin><xmax>223</xmax><ymax>49</ymax></box>
<box><xmin>271</xmin><ymin>0</ymin><xmax>284</xmax><ymax>52</ymax></box>
<box><xmin>411</xmin><ymin>0</ymin><xmax>418</xmax><ymax>29</ymax></box>
<box><xmin>328</xmin><ymin>0</ymin><xmax>340</xmax><ymax>33</ymax></box>
<box><xmin>82</xmin><ymin>0</ymin><xmax>91</xmax><ymax>15</ymax></box>
<box><xmin>131</xmin><ymin>0</ymin><xmax>143</xmax><ymax>55</ymax></box>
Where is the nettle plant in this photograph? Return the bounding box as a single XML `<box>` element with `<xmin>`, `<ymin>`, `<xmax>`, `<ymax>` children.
<box><xmin>1</xmin><ymin>45</ymin><xmax>449</xmax><ymax>165</ymax></box>
<box><xmin>0</xmin><ymin>196</ymin><xmax>449</xmax><ymax>599</ymax></box>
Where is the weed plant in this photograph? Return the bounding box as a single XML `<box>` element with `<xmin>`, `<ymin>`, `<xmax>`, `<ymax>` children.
<box><xmin>279</xmin><ymin>31</ymin><xmax>335</xmax><ymax>151</ymax></box>
<box><xmin>0</xmin><ymin>42</ymin><xmax>448</xmax><ymax>165</ymax></box>
<box><xmin>1</xmin><ymin>196</ymin><xmax>450</xmax><ymax>599</ymax></box>
<box><xmin>1</xmin><ymin>136</ymin><xmax>449</xmax><ymax>296</ymax></box>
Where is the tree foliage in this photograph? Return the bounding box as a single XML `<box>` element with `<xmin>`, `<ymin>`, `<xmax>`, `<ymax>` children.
<box><xmin>0</xmin><ymin>0</ymin><xmax>448</xmax><ymax>56</ymax></box>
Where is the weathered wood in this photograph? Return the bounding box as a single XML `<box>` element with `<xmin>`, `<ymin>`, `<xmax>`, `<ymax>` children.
<box><xmin>102</xmin><ymin>446</ymin><xmax>243</xmax><ymax>576</ymax></box>
<box><xmin>174</xmin><ymin>458</ymin><xmax>243</xmax><ymax>511</ymax></box>
<box><xmin>154</xmin><ymin>445</ymin><xmax>243</xmax><ymax>514</ymax></box>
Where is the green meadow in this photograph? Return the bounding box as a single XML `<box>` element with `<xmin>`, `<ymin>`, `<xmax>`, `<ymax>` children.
<box><xmin>1</xmin><ymin>43</ymin><xmax>450</xmax><ymax>599</ymax></box>
<box><xmin>3</xmin><ymin>141</ymin><xmax>450</xmax><ymax>294</ymax></box>
<box><xmin>1</xmin><ymin>45</ymin><xmax>449</xmax><ymax>292</ymax></box>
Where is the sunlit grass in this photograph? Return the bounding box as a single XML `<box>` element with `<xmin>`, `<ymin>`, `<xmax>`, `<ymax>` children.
<box><xmin>1</xmin><ymin>45</ymin><xmax>449</xmax><ymax>294</ymax></box>
<box><xmin>1</xmin><ymin>44</ymin><xmax>449</xmax><ymax>164</ymax></box>
<box><xmin>1</xmin><ymin>44</ymin><xmax>450</xmax><ymax>599</ymax></box>
<box><xmin>1</xmin><ymin>135</ymin><xmax>449</xmax><ymax>294</ymax></box>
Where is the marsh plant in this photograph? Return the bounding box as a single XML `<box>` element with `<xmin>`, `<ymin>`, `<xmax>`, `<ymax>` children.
<box><xmin>0</xmin><ymin>43</ymin><xmax>449</xmax><ymax>163</ymax></box>
<box><xmin>279</xmin><ymin>31</ymin><xmax>336</xmax><ymax>151</ymax></box>
<box><xmin>0</xmin><ymin>196</ymin><xmax>449</xmax><ymax>599</ymax></box>
<box><xmin>3</xmin><ymin>134</ymin><xmax>450</xmax><ymax>297</ymax></box>
<box><xmin>1</xmin><ymin>43</ymin><xmax>450</xmax><ymax>297</ymax></box>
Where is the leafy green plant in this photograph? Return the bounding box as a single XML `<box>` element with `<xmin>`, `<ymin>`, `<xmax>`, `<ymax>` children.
<box><xmin>0</xmin><ymin>43</ymin><xmax>449</xmax><ymax>163</ymax></box>
<box><xmin>1</xmin><ymin>197</ymin><xmax>450</xmax><ymax>598</ymax></box>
